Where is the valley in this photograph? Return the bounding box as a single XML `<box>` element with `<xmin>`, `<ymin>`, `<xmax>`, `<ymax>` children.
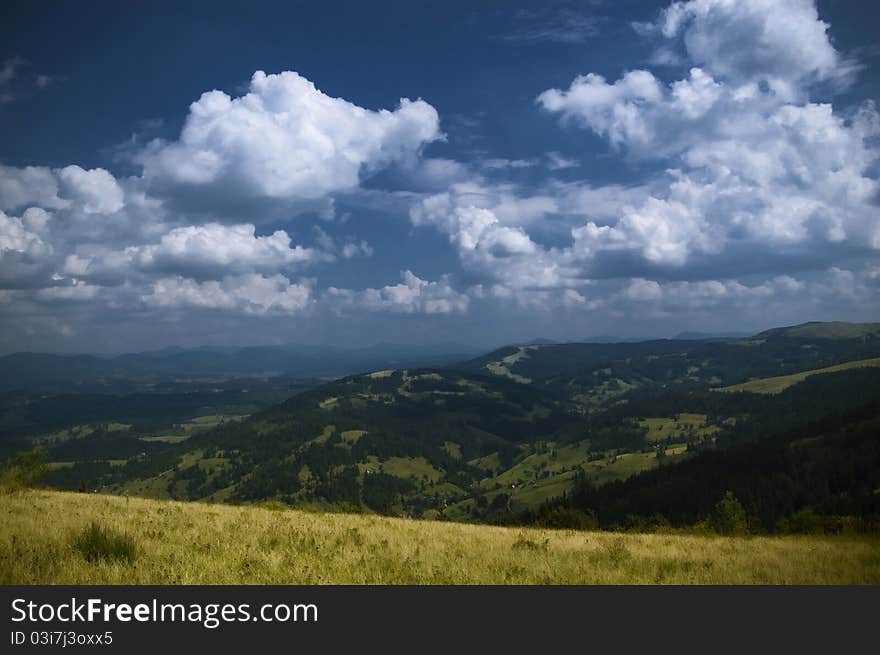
<box><xmin>2</xmin><ymin>321</ymin><xmax>880</xmax><ymax>535</ymax></box>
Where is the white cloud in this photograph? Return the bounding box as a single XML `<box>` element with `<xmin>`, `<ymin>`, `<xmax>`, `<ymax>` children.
<box><xmin>479</xmin><ymin>158</ymin><xmax>537</xmax><ymax>170</ymax></box>
<box><xmin>140</xmin><ymin>70</ymin><xmax>442</xmax><ymax>201</ymax></box>
<box><xmin>545</xmin><ymin>152</ymin><xmax>579</xmax><ymax>170</ymax></box>
<box><xmin>341</xmin><ymin>241</ymin><xmax>373</xmax><ymax>259</ymax></box>
<box><xmin>130</xmin><ymin>223</ymin><xmax>327</xmax><ymax>276</ymax></box>
<box><xmin>0</xmin><ymin>165</ymin><xmax>65</xmax><ymax>212</ymax></box>
<box><xmin>659</xmin><ymin>0</ymin><xmax>846</xmax><ymax>97</ymax></box>
<box><xmin>616</xmin><ymin>268</ymin><xmax>877</xmax><ymax>317</ymax></box>
<box><xmin>57</xmin><ymin>166</ymin><xmax>125</xmax><ymax>214</ymax></box>
<box><xmin>0</xmin><ymin>209</ymin><xmax>53</xmax><ymax>288</ymax></box>
<box><xmin>411</xmin><ymin>190</ymin><xmax>577</xmax><ymax>288</ymax></box>
<box><xmin>0</xmin><ymin>210</ymin><xmax>50</xmax><ymax>257</ymax></box>
<box><xmin>537</xmin><ymin>70</ymin><xmax>664</xmax><ymax>148</ymax></box>
<box><xmin>571</xmin><ymin>175</ymin><xmax>724</xmax><ymax>266</ymax></box>
<box><xmin>35</xmin><ymin>279</ymin><xmax>99</xmax><ymax>302</ymax></box>
<box><xmin>537</xmin><ymin>0</ymin><xmax>880</xmax><ymax>271</ymax></box>
<box><xmin>143</xmin><ymin>273</ymin><xmax>313</xmax><ymax>315</ymax></box>
<box><xmin>325</xmin><ymin>271</ymin><xmax>469</xmax><ymax>315</ymax></box>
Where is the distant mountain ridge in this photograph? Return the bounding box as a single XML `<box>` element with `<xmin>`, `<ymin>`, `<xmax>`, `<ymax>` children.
<box><xmin>0</xmin><ymin>343</ymin><xmax>480</xmax><ymax>393</ymax></box>
<box><xmin>452</xmin><ymin>321</ymin><xmax>880</xmax><ymax>404</ymax></box>
<box><xmin>3</xmin><ymin>321</ymin><xmax>879</xmax><ymax>394</ymax></box>
<box><xmin>756</xmin><ymin>321</ymin><xmax>880</xmax><ymax>340</ymax></box>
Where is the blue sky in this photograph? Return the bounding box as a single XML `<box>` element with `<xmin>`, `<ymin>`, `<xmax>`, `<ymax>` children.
<box><xmin>0</xmin><ymin>0</ymin><xmax>878</xmax><ymax>353</ymax></box>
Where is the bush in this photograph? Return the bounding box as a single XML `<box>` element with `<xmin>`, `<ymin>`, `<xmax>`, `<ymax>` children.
<box><xmin>603</xmin><ymin>538</ymin><xmax>631</xmax><ymax>564</ymax></box>
<box><xmin>709</xmin><ymin>491</ymin><xmax>748</xmax><ymax>536</ymax></box>
<box><xmin>71</xmin><ymin>522</ymin><xmax>138</xmax><ymax>564</ymax></box>
<box><xmin>537</xmin><ymin>506</ymin><xmax>598</xmax><ymax>530</ymax></box>
<box><xmin>0</xmin><ymin>448</ymin><xmax>48</xmax><ymax>492</ymax></box>
<box><xmin>786</xmin><ymin>507</ymin><xmax>826</xmax><ymax>534</ymax></box>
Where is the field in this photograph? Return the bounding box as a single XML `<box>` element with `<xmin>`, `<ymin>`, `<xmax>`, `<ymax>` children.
<box><xmin>717</xmin><ymin>357</ymin><xmax>880</xmax><ymax>394</ymax></box>
<box><xmin>2</xmin><ymin>490</ymin><xmax>878</xmax><ymax>584</ymax></box>
<box><xmin>639</xmin><ymin>413</ymin><xmax>719</xmax><ymax>442</ymax></box>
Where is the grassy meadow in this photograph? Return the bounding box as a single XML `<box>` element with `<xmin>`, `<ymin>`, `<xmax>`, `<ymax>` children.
<box><xmin>2</xmin><ymin>489</ymin><xmax>878</xmax><ymax>585</ymax></box>
<box><xmin>717</xmin><ymin>357</ymin><xmax>880</xmax><ymax>394</ymax></box>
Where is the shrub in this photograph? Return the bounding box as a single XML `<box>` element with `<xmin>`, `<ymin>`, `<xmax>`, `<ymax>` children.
<box><xmin>709</xmin><ymin>491</ymin><xmax>748</xmax><ymax>536</ymax></box>
<box><xmin>537</xmin><ymin>506</ymin><xmax>598</xmax><ymax>530</ymax></box>
<box><xmin>604</xmin><ymin>537</ymin><xmax>631</xmax><ymax>564</ymax></box>
<box><xmin>71</xmin><ymin>522</ymin><xmax>138</xmax><ymax>564</ymax></box>
<box><xmin>786</xmin><ymin>507</ymin><xmax>826</xmax><ymax>534</ymax></box>
<box><xmin>0</xmin><ymin>448</ymin><xmax>48</xmax><ymax>492</ymax></box>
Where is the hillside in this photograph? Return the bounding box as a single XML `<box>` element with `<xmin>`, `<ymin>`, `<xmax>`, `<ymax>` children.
<box><xmin>34</xmin><ymin>363</ymin><xmax>880</xmax><ymax>529</ymax></box>
<box><xmin>756</xmin><ymin>322</ymin><xmax>880</xmax><ymax>340</ymax></box>
<box><xmin>3</xmin><ymin>321</ymin><xmax>878</xmax><ymax>531</ymax></box>
<box><xmin>2</xmin><ymin>489</ymin><xmax>877</xmax><ymax>584</ymax></box>
<box><xmin>456</xmin><ymin>321</ymin><xmax>880</xmax><ymax>404</ymax></box>
<box><xmin>717</xmin><ymin>357</ymin><xmax>880</xmax><ymax>394</ymax></box>
<box><xmin>541</xmin><ymin>397</ymin><xmax>880</xmax><ymax>532</ymax></box>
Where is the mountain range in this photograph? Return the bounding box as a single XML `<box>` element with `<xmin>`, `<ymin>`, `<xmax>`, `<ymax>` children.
<box><xmin>4</xmin><ymin>321</ymin><xmax>880</xmax><ymax>532</ymax></box>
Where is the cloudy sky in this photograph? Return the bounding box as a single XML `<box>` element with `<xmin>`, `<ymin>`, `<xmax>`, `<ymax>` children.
<box><xmin>1</xmin><ymin>0</ymin><xmax>878</xmax><ymax>353</ymax></box>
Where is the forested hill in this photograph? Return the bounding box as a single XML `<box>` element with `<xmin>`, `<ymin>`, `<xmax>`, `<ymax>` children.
<box><xmin>3</xmin><ymin>321</ymin><xmax>877</xmax><ymax>533</ymax></box>
<box><xmin>453</xmin><ymin>321</ymin><xmax>880</xmax><ymax>404</ymax></box>
<box><xmin>540</xmin><ymin>394</ymin><xmax>880</xmax><ymax>533</ymax></box>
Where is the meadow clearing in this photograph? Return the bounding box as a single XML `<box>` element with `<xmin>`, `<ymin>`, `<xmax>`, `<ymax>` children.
<box><xmin>1</xmin><ymin>489</ymin><xmax>878</xmax><ymax>585</ymax></box>
<box><xmin>717</xmin><ymin>357</ymin><xmax>880</xmax><ymax>394</ymax></box>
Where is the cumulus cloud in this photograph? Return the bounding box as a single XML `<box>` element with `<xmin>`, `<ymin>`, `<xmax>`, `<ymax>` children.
<box><xmin>140</xmin><ymin>70</ymin><xmax>441</xmax><ymax>202</ymax></box>
<box><xmin>57</xmin><ymin>166</ymin><xmax>125</xmax><ymax>214</ymax></box>
<box><xmin>0</xmin><ymin>210</ymin><xmax>49</xmax><ymax>256</ymax></box>
<box><xmin>658</xmin><ymin>0</ymin><xmax>848</xmax><ymax>97</ymax></box>
<box><xmin>410</xmin><ymin>185</ymin><xmax>584</xmax><ymax>288</ymax></box>
<box><xmin>129</xmin><ymin>223</ymin><xmax>328</xmax><ymax>277</ymax></box>
<box><xmin>616</xmin><ymin>268</ymin><xmax>876</xmax><ymax>318</ymax></box>
<box><xmin>0</xmin><ymin>209</ymin><xmax>53</xmax><ymax>288</ymax></box>
<box><xmin>571</xmin><ymin>182</ymin><xmax>724</xmax><ymax>267</ymax></box>
<box><xmin>325</xmin><ymin>271</ymin><xmax>469</xmax><ymax>315</ymax></box>
<box><xmin>536</xmin><ymin>0</ymin><xmax>880</xmax><ymax>273</ymax></box>
<box><xmin>2</xmin><ymin>11</ymin><xmax>879</xmax><ymax>351</ymax></box>
<box><xmin>0</xmin><ymin>165</ymin><xmax>65</xmax><ymax>212</ymax></box>
<box><xmin>538</xmin><ymin>70</ymin><xmax>665</xmax><ymax>148</ymax></box>
<box><xmin>143</xmin><ymin>273</ymin><xmax>313</xmax><ymax>315</ymax></box>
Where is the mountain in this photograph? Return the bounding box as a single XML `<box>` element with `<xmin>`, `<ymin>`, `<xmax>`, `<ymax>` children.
<box><xmin>673</xmin><ymin>330</ymin><xmax>751</xmax><ymax>340</ymax></box>
<box><xmin>3</xmin><ymin>321</ymin><xmax>877</xmax><ymax>532</ymax></box>
<box><xmin>453</xmin><ymin>321</ymin><xmax>880</xmax><ymax>406</ymax></box>
<box><xmin>0</xmin><ymin>342</ymin><xmax>480</xmax><ymax>393</ymax></box>
<box><xmin>756</xmin><ymin>321</ymin><xmax>880</xmax><ymax>340</ymax></box>
<box><xmin>546</xmin><ymin>394</ymin><xmax>880</xmax><ymax>533</ymax></box>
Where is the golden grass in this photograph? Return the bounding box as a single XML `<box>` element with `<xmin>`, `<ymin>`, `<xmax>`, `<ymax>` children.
<box><xmin>716</xmin><ymin>357</ymin><xmax>880</xmax><ymax>394</ymax></box>
<box><xmin>2</xmin><ymin>490</ymin><xmax>878</xmax><ymax>585</ymax></box>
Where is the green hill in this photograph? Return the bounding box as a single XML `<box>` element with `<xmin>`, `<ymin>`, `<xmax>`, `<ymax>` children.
<box><xmin>717</xmin><ymin>357</ymin><xmax>880</xmax><ymax>394</ymax></box>
<box><xmin>5</xmin><ymin>321</ymin><xmax>879</xmax><ymax>531</ymax></box>
<box><xmin>454</xmin><ymin>322</ymin><xmax>880</xmax><ymax>405</ymax></box>
<box><xmin>540</xmin><ymin>396</ymin><xmax>880</xmax><ymax>533</ymax></box>
<box><xmin>756</xmin><ymin>321</ymin><xmax>880</xmax><ymax>340</ymax></box>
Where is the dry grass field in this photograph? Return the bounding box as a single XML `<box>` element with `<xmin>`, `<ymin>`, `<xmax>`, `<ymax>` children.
<box><xmin>2</xmin><ymin>490</ymin><xmax>878</xmax><ymax>585</ymax></box>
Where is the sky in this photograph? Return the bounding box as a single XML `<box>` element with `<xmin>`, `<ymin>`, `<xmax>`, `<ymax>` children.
<box><xmin>0</xmin><ymin>0</ymin><xmax>878</xmax><ymax>354</ymax></box>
